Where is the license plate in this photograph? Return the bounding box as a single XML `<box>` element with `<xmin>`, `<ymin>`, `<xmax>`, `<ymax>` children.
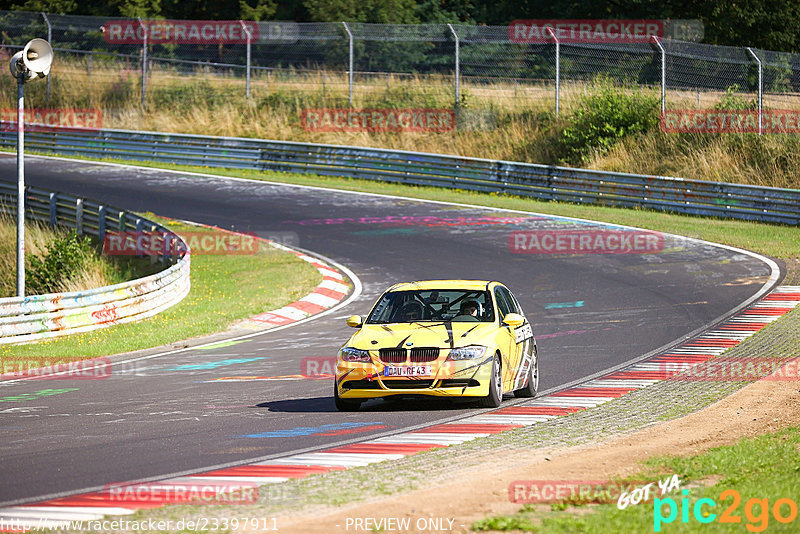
<box><xmin>383</xmin><ymin>365</ymin><xmax>432</xmax><ymax>377</ymax></box>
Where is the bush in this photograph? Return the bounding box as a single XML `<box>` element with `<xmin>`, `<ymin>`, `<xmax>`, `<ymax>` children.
<box><xmin>27</xmin><ymin>231</ymin><xmax>97</xmax><ymax>295</ymax></box>
<box><xmin>557</xmin><ymin>78</ymin><xmax>660</xmax><ymax>164</ymax></box>
<box><xmin>713</xmin><ymin>84</ymin><xmax>758</xmax><ymax>111</ymax></box>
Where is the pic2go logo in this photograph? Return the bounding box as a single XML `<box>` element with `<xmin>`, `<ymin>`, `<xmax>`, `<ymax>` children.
<box><xmin>654</xmin><ymin>489</ymin><xmax>799</xmax><ymax>532</ymax></box>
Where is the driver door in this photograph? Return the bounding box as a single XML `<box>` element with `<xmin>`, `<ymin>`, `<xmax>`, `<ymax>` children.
<box><xmin>493</xmin><ymin>286</ymin><xmax>518</xmax><ymax>392</ymax></box>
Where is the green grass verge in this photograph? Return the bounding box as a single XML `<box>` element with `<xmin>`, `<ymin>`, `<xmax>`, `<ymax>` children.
<box><xmin>473</xmin><ymin>426</ymin><xmax>800</xmax><ymax>533</ymax></box>
<box><xmin>0</xmin><ymin>216</ymin><xmax>322</xmax><ymax>361</ymax></box>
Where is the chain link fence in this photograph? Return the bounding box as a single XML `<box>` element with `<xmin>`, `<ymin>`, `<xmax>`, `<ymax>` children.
<box><xmin>3</xmin><ymin>10</ymin><xmax>800</xmax><ymax>122</ymax></box>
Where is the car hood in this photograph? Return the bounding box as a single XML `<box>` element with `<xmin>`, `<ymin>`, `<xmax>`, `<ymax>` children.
<box><xmin>348</xmin><ymin>322</ymin><xmax>497</xmax><ymax>350</ymax></box>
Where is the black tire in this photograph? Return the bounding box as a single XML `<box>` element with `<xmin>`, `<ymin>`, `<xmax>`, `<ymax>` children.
<box><xmin>478</xmin><ymin>353</ymin><xmax>503</xmax><ymax>408</ymax></box>
<box><xmin>334</xmin><ymin>383</ymin><xmax>363</xmax><ymax>411</ymax></box>
<box><xmin>514</xmin><ymin>345</ymin><xmax>539</xmax><ymax>398</ymax></box>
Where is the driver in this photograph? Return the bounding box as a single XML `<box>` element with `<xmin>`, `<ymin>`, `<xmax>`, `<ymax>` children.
<box><xmin>401</xmin><ymin>301</ymin><xmax>423</xmax><ymax>322</ymax></box>
<box><xmin>453</xmin><ymin>300</ymin><xmax>480</xmax><ymax>322</ymax></box>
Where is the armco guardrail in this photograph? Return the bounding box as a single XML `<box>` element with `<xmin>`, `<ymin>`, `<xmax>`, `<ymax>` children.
<box><xmin>1</xmin><ymin>127</ymin><xmax>798</xmax><ymax>225</ymax></box>
<box><xmin>0</xmin><ymin>180</ymin><xmax>190</xmax><ymax>345</ymax></box>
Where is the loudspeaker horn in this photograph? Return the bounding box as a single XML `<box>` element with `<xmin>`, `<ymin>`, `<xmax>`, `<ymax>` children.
<box><xmin>8</xmin><ymin>39</ymin><xmax>53</xmax><ymax>81</ymax></box>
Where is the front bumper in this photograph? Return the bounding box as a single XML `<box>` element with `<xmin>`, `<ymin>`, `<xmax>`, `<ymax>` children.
<box><xmin>335</xmin><ymin>356</ymin><xmax>493</xmax><ymax>399</ymax></box>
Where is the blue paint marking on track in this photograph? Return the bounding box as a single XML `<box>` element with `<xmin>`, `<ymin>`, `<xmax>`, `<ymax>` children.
<box><xmin>240</xmin><ymin>422</ymin><xmax>384</xmax><ymax>438</ymax></box>
<box><xmin>167</xmin><ymin>357</ymin><xmax>264</xmax><ymax>371</ymax></box>
<box><xmin>544</xmin><ymin>301</ymin><xmax>585</xmax><ymax>309</ymax></box>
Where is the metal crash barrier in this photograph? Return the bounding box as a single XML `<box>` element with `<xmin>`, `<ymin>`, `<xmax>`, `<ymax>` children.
<box><xmin>1</xmin><ymin>127</ymin><xmax>798</xmax><ymax>225</ymax></box>
<box><xmin>0</xmin><ymin>181</ymin><xmax>190</xmax><ymax>345</ymax></box>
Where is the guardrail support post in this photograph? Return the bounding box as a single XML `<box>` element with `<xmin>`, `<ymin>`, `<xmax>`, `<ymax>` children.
<box><xmin>98</xmin><ymin>205</ymin><xmax>106</xmax><ymax>242</ymax></box>
<box><xmin>342</xmin><ymin>22</ymin><xmax>353</xmax><ymax>107</ymax></box>
<box><xmin>41</xmin><ymin>12</ymin><xmax>52</xmax><ymax>105</ymax></box>
<box><xmin>76</xmin><ymin>198</ymin><xmax>83</xmax><ymax>235</ymax></box>
<box><xmin>746</xmin><ymin>47</ymin><xmax>763</xmax><ymax>135</ymax></box>
<box><xmin>138</xmin><ymin>17</ymin><xmax>148</xmax><ymax>108</ymax></box>
<box><xmin>651</xmin><ymin>36</ymin><xmax>666</xmax><ymax>115</ymax></box>
<box><xmin>447</xmin><ymin>24</ymin><xmax>460</xmax><ymax>110</ymax></box>
<box><xmin>240</xmin><ymin>20</ymin><xmax>252</xmax><ymax>103</ymax></box>
<box><xmin>49</xmin><ymin>192</ymin><xmax>57</xmax><ymax>226</ymax></box>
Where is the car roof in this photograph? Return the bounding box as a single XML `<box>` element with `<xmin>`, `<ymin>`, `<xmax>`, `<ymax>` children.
<box><xmin>386</xmin><ymin>280</ymin><xmax>501</xmax><ymax>292</ymax></box>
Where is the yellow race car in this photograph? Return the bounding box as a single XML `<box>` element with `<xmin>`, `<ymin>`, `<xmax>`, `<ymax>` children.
<box><xmin>334</xmin><ymin>280</ymin><xmax>538</xmax><ymax>411</ymax></box>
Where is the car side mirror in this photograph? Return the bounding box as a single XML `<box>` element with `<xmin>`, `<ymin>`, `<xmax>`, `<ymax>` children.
<box><xmin>346</xmin><ymin>315</ymin><xmax>364</xmax><ymax>328</ymax></box>
<box><xmin>503</xmin><ymin>313</ymin><xmax>524</xmax><ymax>327</ymax></box>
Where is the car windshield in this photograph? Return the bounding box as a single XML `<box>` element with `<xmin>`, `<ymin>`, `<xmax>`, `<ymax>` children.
<box><xmin>366</xmin><ymin>289</ymin><xmax>495</xmax><ymax>324</ymax></box>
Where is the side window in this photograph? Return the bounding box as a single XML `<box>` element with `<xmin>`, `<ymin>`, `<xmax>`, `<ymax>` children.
<box><xmin>507</xmin><ymin>290</ymin><xmax>524</xmax><ymax>315</ymax></box>
<box><xmin>494</xmin><ymin>287</ymin><xmax>512</xmax><ymax>319</ymax></box>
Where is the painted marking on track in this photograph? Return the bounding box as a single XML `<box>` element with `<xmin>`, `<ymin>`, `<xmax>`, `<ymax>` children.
<box><xmin>350</xmin><ymin>228</ymin><xmax>420</xmax><ymax>236</ymax></box>
<box><xmin>544</xmin><ymin>301</ymin><xmax>585</xmax><ymax>309</ymax></box>
<box><xmin>0</xmin><ymin>388</ymin><xmax>79</xmax><ymax>403</ymax></box>
<box><xmin>209</xmin><ymin>374</ymin><xmax>334</xmax><ymax>382</ymax></box>
<box><xmin>195</xmin><ymin>340</ymin><xmax>250</xmax><ymax>350</ymax></box>
<box><xmin>318</xmin><ymin>424</ymin><xmax>388</xmax><ymax>436</ymax></box>
<box><xmin>167</xmin><ymin>357</ymin><xmax>264</xmax><ymax>371</ymax></box>
<box><xmin>240</xmin><ymin>422</ymin><xmax>385</xmax><ymax>438</ymax></box>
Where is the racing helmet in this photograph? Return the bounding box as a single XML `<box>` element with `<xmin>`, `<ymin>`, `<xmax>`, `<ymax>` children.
<box><xmin>401</xmin><ymin>301</ymin><xmax>424</xmax><ymax>321</ymax></box>
<box><xmin>459</xmin><ymin>299</ymin><xmax>482</xmax><ymax>318</ymax></box>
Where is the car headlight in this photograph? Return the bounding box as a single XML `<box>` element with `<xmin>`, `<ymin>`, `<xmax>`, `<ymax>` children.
<box><xmin>447</xmin><ymin>345</ymin><xmax>488</xmax><ymax>361</ymax></box>
<box><xmin>340</xmin><ymin>347</ymin><xmax>371</xmax><ymax>362</ymax></box>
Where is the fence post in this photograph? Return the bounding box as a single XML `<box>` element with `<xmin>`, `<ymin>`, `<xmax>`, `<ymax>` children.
<box><xmin>138</xmin><ymin>17</ymin><xmax>148</xmax><ymax>108</ymax></box>
<box><xmin>240</xmin><ymin>20</ymin><xmax>252</xmax><ymax>103</ymax></box>
<box><xmin>746</xmin><ymin>47</ymin><xmax>763</xmax><ymax>135</ymax></box>
<box><xmin>342</xmin><ymin>22</ymin><xmax>353</xmax><ymax>107</ymax></box>
<box><xmin>41</xmin><ymin>12</ymin><xmax>52</xmax><ymax>105</ymax></box>
<box><xmin>545</xmin><ymin>27</ymin><xmax>559</xmax><ymax>117</ymax></box>
<box><xmin>447</xmin><ymin>24</ymin><xmax>460</xmax><ymax>109</ymax></box>
<box><xmin>651</xmin><ymin>36</ymin><xmax>666</xmax><ymax>115</ymax></box>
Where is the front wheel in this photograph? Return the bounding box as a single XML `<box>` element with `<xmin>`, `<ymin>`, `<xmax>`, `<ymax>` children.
<box><xmin>334</xmin><ymin>383</ymin><xmax>363</xmax><ymax>411</ymax></box>
<box><xmin>514</xmin><ymin>345</ymin><xmax>538</xmax><ymax>398</ymax></box>
<box><xmin>478</xmin><ymin>353</ymin><xmax>503</xmax><ymax>408</ymax></box>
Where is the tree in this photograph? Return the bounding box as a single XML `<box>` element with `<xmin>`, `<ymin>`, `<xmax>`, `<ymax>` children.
<box><xmin>240</xmin><ymin>0</ymin><xmax>276</xmax><ymax>21</ymax></box>
<box><xmin>8</xmin><ymin>0</ymin><xmax>79</xmax><ymax>13</ymax></box>
<box><xmin>303</xmin><ymin>0</ymin><xmax>419</xmax><ymax>23</ymax></box>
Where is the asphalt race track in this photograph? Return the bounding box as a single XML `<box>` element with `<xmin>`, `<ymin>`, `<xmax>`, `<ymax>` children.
<box><xmin>0</xmin><ymin>155</ymin><xmax>780</xmax><ymax>505</ymax></box>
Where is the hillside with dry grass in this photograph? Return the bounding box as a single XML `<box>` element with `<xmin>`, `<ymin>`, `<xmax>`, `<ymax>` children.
<box><xmin>2</xmin><ymin>58</ymin><xmax>799</xmax><ymax>190</ymax></box>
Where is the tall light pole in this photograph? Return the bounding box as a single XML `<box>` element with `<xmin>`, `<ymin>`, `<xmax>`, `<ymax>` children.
<box><xmin>9</xmin><ymin>38</ymin><xmax>53</xmax><ymax>297</ymax></box>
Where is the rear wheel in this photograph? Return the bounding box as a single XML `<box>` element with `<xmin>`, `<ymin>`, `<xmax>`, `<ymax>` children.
<box><xmin>334</xmin><ymin>383</ymin><xmax>363</xmax><ymax>411</ymax></box>
<box><xmin>514</xmin><ymin>345</ymin><xmax>539</xmax><ymax>398</ymax></box>
<box><xmin>478</xmin><ymin>353</ymin><xmax>503</xmax><ymax>408</ymax></box>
